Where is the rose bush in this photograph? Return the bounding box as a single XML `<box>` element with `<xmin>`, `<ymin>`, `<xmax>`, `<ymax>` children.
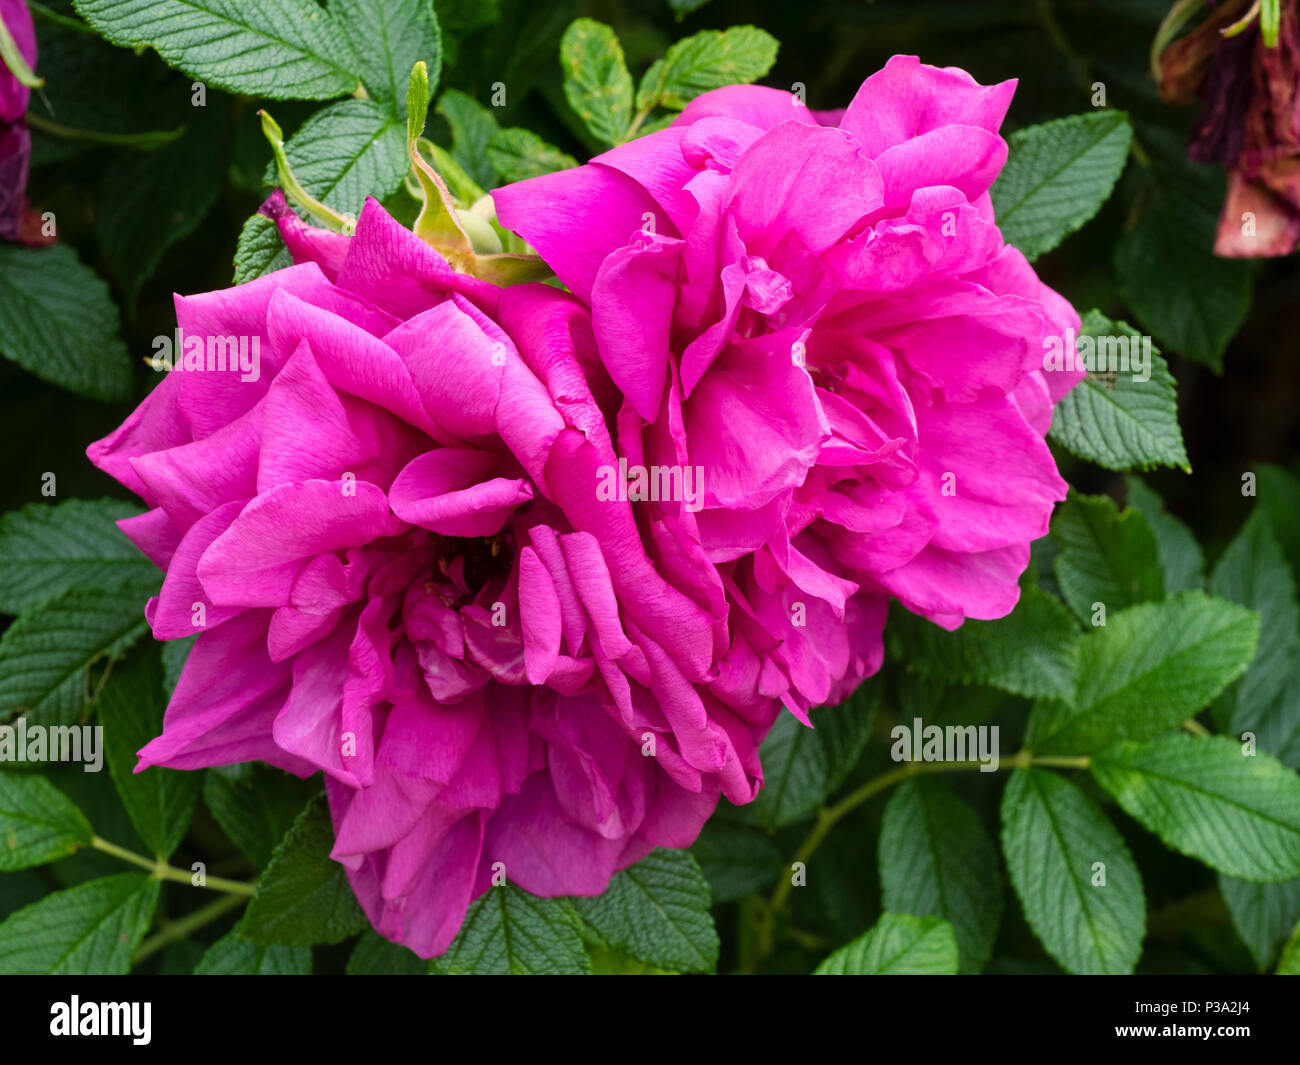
<box><xmin>1</xmin><ymin>0</ymin><xmax>1295</xmax><ymax>984</ymax></box>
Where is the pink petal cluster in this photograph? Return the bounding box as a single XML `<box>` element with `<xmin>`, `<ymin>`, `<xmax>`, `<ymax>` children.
<box><xmin>496</xmin><ymin>56</ymin><xmax>1082</xmax><ymax>718</ymax></box>
<box><xmin>88</xmin><ymin>195</ymin><xmax>783</xmax><ymax>957</ymax></box>
<box><xmin>88</xmin><ymin>55</ymin><xmax>1083</xmax><ymax>959</ymax></box>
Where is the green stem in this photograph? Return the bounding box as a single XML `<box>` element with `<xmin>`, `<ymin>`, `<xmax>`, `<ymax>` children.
<box><xmin>621</xmin><ymin>105</ymin><xmax>654</xmax><ymax>144</ymax></box>
<box><xmin>26</xmin><ymin>112</ymin><xmax>185</xmax><ymax>149</ymax></box>
<box><xmin>91</xmin><ymin>837</ymin><xmax>256</xmax><ymax>896</ymax></box>
<box><xmin>132</xmin><ymin>893</ymin><xmax>247</xmax><ymax>965</ymax></box>
<box><xmin>1035</xmin><ymin>0</ymin><xmax>1089</xmax><ymax>90</ymax></box>
<box><xmin>28</xmin><ymin>2</ymin><xmax>96</xmax><ymax>35</ymax></box>
<box><xmin>767</xmin><ymin>750</ymin><xmax>1090</xmax><ymax>914</ymax></box>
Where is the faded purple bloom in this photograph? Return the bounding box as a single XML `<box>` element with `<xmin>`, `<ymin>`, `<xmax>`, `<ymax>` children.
<box><xmin>1159</xmin><ymin>0</ymin><xmax>1300</xmax><ymax>256</ymax></box>
<box><xmin>0</xmin><ymin>0</ymin><xmax>35</xmax><ymax>243</ymax></box>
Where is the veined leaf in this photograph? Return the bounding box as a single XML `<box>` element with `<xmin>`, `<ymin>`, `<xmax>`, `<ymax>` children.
<box><xmin>1001</xmin><ymin>768</ymin><xmax>1144</xmax><ymax>975</ymax></box>
<box><xmin>194</xmin><ymin>930</ymin><xmax>312</xmax><ymax>974</ymax></box>
<box><xmin>559</xmin><ymin>18</ymin><xmax>633</xmax><ymax>147</ymax></box>
<box><xmin>991</xmin><ymin>111</ymin><xmax>1132</xmax><ymax>260</ymax></box>
<box><xmin>0</xmin><ymin>583</ymin><xmax>155</xmax><ymax>728</ymax></box>
<box><xmin>430</xmin><ymin>884</ymin><xmax>589</xmax><ymax>975</ymax></box>
<box><xmin>637</xmin><ymin>25</ymin><xmax>779</xmax><ymax>113</ymax></box>
<box><xmin>241</xmin><ymin>794</ymin><xmax>365</xmax><ymax>945</ymax></box>
<box><xmin>73</xmin><ymin>0</ymin><xmax>360</xmax><ymax>100</ymax></box>
<box><xmin>0</xmin><ymin>775</ymin><xmax>92</xmax><ymax>871</ymax></box>
<box><xmin>100</xmin><ymin>645</ymin><xmax>200</xmax><ymax>860</ymax></box>
<box><xmin>1051</xmin><ymin>491</ymin><xmax>1164</xmax><ymax>624</ymax></box>
<box><xmin>1026</xmin><ymin>592</ymin><xmax>1258</xmax><ymax>754</ymax></box>
<box><xmin>0</xmin><ymin>498</ymin><xmax>154</xmax><ymax>614</ymax></box>
<box><xmin>1092</xmin><ymin>735</ymin><xmax>1300</xmax><ymax>882</ymax></box>
<box><xmin>0</xmin><ymin>873</ymin><xmax>159</xmax><ymax>974</ymax></box>
<box><xmin>573</xmin><ymin>849</ymin><xmax>717</xmax><ymax>973</ymax></box>
<box><xmin>814</xmin><ymin>913</ymin><xmax>959</xmax><ymax>975</ymax></box>
<box><xmin>1049</xmin><ymin>311</ymin><xmax>1188</xmax><ymax>472</ymax></box>
<box><xmin>879</xmin><ymin>778</ymin><xmax>1002</xmax><ymax>973</ymax></box>
<box><xmin>0</xmin><ymin>244</ymin><xmax>131</xmax><ymax>402</ymax></box>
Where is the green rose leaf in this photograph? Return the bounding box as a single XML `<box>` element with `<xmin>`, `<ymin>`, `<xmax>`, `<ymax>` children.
<box><xmin>235</xmin><ymin>97</ymin><xmax>410</xmax><ymax>283</ymax></box>
<box><xmin>203</xmin><ymin>764</ymin><xmax>321</xmax><ymax>869</ymax></box>
<box><xmin>814</xmin><ymin>913</ymin><xmax>959</xmax><ymax>975</ymax></box>
<box><xmin>750</xmin><ymin>685</ymin><xmax>878</xmax><ymax>829</ymax></box>
<box><xmin>1001</xmin><ymin>768</ymin><xmax>1144</xmax><ymax>975</ymax></box>
<box><xmin>73</xmin><ymin>0</ymin><xmax>361</xmax><ymax>100</ymax></box>
<box><xmin>332</xmin><ymin>0</ymin><xmax>441</xmax><ymax>115</ymax></box>
<box><xmin>991</xmin><ymin>110</ymin><xmax>1132</xmax><ymax>261</ymax></box>
<box><xmin>241</xmin><ymin>794</ymin><xmax>366</xmax><ymax>945</ymax></box>
<box><xmin>0</xmin><ymin>582</ymin><xmax>156</xmax><ymax>729</ymax></box>
<box><xmin>430</xmin><ymin>884</ymin><xmax>590</xmax><ymax>975</ymax></box>
<box><xmin>100</xmin><ymin>645</ymin><xmax>200</xmax><ymax>860</ymax></box>
<box><xmin>347</xmin><ymin>928</ymin><xmax>425</xmax><ymax>974</ymax></box>
<box><xmin>437</xmin><ymin>88</ymin><xmax>499</xmax><ymax>191</ymax></box>
<box><xmin>1048</xmin><ymin>311</ymin><xmax>1188</xmax><ymax>473</ymax></box>
<box><xmin>0</xmin><ymin>244</ymin><xmax>131</xmax><ymax>402</ymax></box>
<box><xmin>1124</xmin><ymin>477</ymin><xmax>1204</xmax><ymax>594</ymax></box>
<box><xmin>1219</xmin><ymin>875</ymin><xmax>1300</xmax><ymax>972</ymax></box>
<box><xmin>879</xmin><ymin>778</ymin><xmax>1002</xmax><ymax>973</ymax></box>
<box><xmin>0</xmin><ymin>774</ymin><xmax>93</xmax><ymax>871</ymax></box>
<box><xmin>486</xmin><ymin>128</ymin><xmax>578</xmax><ymax>185</ymax></box>
<box><xmin>1210</xmin><ymin>509</ymin><xmax>1300</xmax><ymax>763</ymax></box>
<box><xmin>637</xmin><ymin>25</ymin><xmax>779</xmax><ymax>113</ymax></box>
<box><xmin>689</xmin><ymin>818</ymin><xmax>783</xmax><ymax>903</ymax></box>
<box><xmin>1026</xmin><ymin>592</ymin><xmax>1259</xmax><ymax>754</ymax></box>
<box><xmin>0</xmin><ymin>498</ymin><xmax>155</xmax><ymax>614</ymax></box>
<box><xmin>1091</xmin><ymin>734</ymin><xmax>1300</xmax><ymax>882</ymax></box>
<box><xmin>559</xmin><ymin>18</ymin><xmax>634</xmax><ymax>147</ymax></box>
<box><xmin>1113</xmin><ymin>162</ymin><xmax>1253</xmax><ymax>372</ymax></box>
<box><xmin>0</xmin><ymin>873</ymin><xmax>159</xmax><ymax>974</ymax></box>
<box><xmin>886</xmin><ymin>585</ymin><xmax>1080</xmax><ymax>702</ymax></box>
<box><xmin>1050</xmin><ymin>491</ymin><xmax>1164</xmax><ymax>624</ymax></box>
<box><xmin>573</xmin><ymin>849</ymin><xmax>718</xmax><ymax>973</ymax></box>
<box><xmin>194</xmin><ymin>930</ymin><xmax>312</xmax><ymax>975</ymax></box>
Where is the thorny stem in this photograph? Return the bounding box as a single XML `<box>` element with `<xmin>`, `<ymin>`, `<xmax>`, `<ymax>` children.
<box><xmin>90</xmin><ymin>837</ymin><xmax>257</xmax><ymax>897</ymax></box>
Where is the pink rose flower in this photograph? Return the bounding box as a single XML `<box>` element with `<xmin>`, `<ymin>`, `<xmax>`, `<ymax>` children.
<box><xmin>495</xmin><ymin>55</ymin><xmax>1082</xmax><ymax>715</ymax></box>
<box><xmin>88</xmin><ymin>195</ymin><xmax>782</xmax><ymax>957</ymax></box>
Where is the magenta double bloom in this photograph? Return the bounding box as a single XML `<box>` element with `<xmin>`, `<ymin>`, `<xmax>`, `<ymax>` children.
<box><xmin>88</xmin><ymin>57</ymin><xmax>1081</xmax><ymax>957</ymax></box>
